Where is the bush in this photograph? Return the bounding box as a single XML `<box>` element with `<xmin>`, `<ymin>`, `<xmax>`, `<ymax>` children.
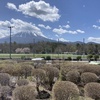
<box><xmin>18</xmin><ymin>63</ymin><xmax>33</xmax><ymax>79</ymax></box>
<box><xmin>45</xmin><ymin>56</ymin><xmax>51</xmax><ymax>60</ymax></box>
<box><xmin>0</xmin><ymin>86</ymin><xmax>11</xmax><ymax>98</ymax></box>
<box><xmin>17</xmin><ymin>79</ymin><xmax>29</xmax><ymax>86</ymax></box>
<box><xmin>32</xmin><ymin>69</ymin><xmax>46</xmax><ymax>96</ymax></box>
<box><xmin>84</xmin><ymin>82</ymin><xmax>100</xmax><ymax>100</ymax></box>
<box><xmin>1</xmin><ymin>64</ymin><xmax>15</xmax><ymax>76</ymax></box>
<box><xmin>13</xmin><ymin>85</ymin><xmax>37</xmax><ymax>100</ymax></box>
<box><xmin>78</xmin><ymin>64</ymin><xmax>100</xmax><ymax>75</ymax></box>
<box><xmin>87</xmin><ymin>54</ymin><xmax>93</xmax><ymax>62</ymax></box>
<box><xmin>0</xmin><ymin>73</ymin><xmax>10</xmax><ymax>86</ymax></box>
<box><xmin>76</xmin><ymin>56</ymin><xmax>82</xmax><ymax>61</ymax></box>
<box><xmin>41</xmin><ymin>66</ymin><xmax>59</xmax><ymax>90</ymax></box>
<box><xmin>21</xmin><ymin>55</ymin><xmax>26</xmax><ymax>60</ymax></box>
<box><xmin>60</xmin><ymin>62</ymin><xmax>80</xmax><ymax>80</ymax></box>
<box><xmin>66</xmin><ymin>70</ymin><xmax>80</xmax><ymax>84</ymax></box>
<box><xmin>94</xmin><ymin>55</ymin><xmax>99</xmax><ymax>61</ymax></box>
<box><xmin>81</xmin><ymin>72</ymin><xmax>98</xmax><ymax>84</ymax></box>
<box><xmin>52</xmin><ymin>81</ymin><xmax>79</xmax><ymax>100</ymax></box>
<box><xmin>67</xmin><ymin>56</ymin><xmax>72</xmax><ymax>61</ymax></box>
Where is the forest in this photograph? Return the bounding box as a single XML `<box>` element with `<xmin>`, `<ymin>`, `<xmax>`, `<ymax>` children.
<box><xmin>0</xmin><ymin>41</ymin><xmax>100</xmax><ymax>55</ymax></box>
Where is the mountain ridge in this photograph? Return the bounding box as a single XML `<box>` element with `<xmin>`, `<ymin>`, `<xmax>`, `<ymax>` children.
<box><xmin>0</xmin><ymin>32</ymin><xmax>54</xmax><ymax>43</ymax></box>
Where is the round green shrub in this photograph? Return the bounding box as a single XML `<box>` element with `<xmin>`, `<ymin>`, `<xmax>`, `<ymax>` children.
<box><xmin>81</xmin><ymin>72</ymin><xmax>98</xmax><ymax>84</ymax></box>
<box><xmin>84</xmin><ymin>82</ymin><xmax>100</xmax><ymax>100</ymax></box>
<box><xmin>66</xmin><ymin>70</ymin><xmax>80</xmax><ymax>84</ymax></box>
<box><xmin>76</xmin><ymin>56</ymin><xmax>82</xmax><ymax>61</ymax></box>
<box><xmin>67</xmin><ymin>56</ymin><xmax>72</xmax><ymax>61</ymax></box>
<box><xmin>94</xmin><ymin>55</ymin><xmax>99</xmax><ymax>61</ymax></box>
<box><xmin>45</xmin><ymin>56</ymin><xmax>51</xmax><ymax>60</ymax></box>
<box><xmin>52</xmin><ymin>81</ymin><xmax>79</xmax><ymax>100</ymax></box>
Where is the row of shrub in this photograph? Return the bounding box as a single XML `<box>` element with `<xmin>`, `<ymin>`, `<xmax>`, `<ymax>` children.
<box><xmin>0</xmin><ymin>60</ymin><xmax>100</xmax><ymax>100</ymax></box>
<box><xmin>42</xmin><ymin>54</ymin><xmax>99</xmax><ymax>61</ymax></box>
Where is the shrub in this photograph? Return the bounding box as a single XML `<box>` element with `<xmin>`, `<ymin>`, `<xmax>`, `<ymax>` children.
<box><xmin>21</xmin><ymin>55</ymin><xmax>26</xmax><ymax>60</ymax></box>
<box><xmin>87</xmin><ymin>54</ymin><xmax>93</xmax><ymax>62</ymax></box>
<box><xmin>41</xmin><ymin>66</ymin><xmax>59</xmax><ymax>90</ymax></box>
<box><xmin>60</xmin><ymin>62</ymin><xmax>79</xmax><ymax>80</ymax></box>
<box><xmin>17</xmin><ymin>79</ymin><xmax>29</xmax><ymax>86</ymax></box>
<box><xmin>81</xmin><ymin>72</ymin><xmax>98</xmax><ymax>84</ymax></box>
<box><xmin>32</xmin><ymin>69</ymin><xmax>46</xmax><ymax>96</ymax></box>
<box><xmin>52</xmin><ymin>81</ymin><xmax>79</xmax><ymax>100</ymax></box>
<box><xmin>76</xmin><ymin>56</ymin><xmax>82</xmax><ymax>61</ymax></box>
<box><xmin>18</xmin><ymin>63</ymin><xmax>33</xmax><ymax>79</ymax></box>
<box><xmin>45</xmin><ymin>56</ymin><xmax>51</xmax><ymax>60</ymax></box>
<box><xmin>0</xmin><ymin>86</ymin><xmax>11</xmax><ymax>99</ymax></box>
<box><xmin>66</xmin><ymin>70</ymin><xmax>80</xmax><ymax>84</ymax></box>
<box><xmin>1</xmin><ymin>64</ymin><xmax>15</xmax><ymax>76</ymax></box>
<box><xmin>0</xmin><ymin>73</ymin><xmax>10</xmax><ymax>86</ymax></box>
<box><xmin>67</xmin><ymin>56</ymin><xmax>72</xmax><ymax>61</ymax></box>
<box><xmin>13</xmin><ymin>85</ymin><xmax>37</xmax><ymax>100</ymax></box>
<box><xmin>78</xmin><ymin>64</ymin><xmax>100</xmax><ymax>75</ymax></box>
<box><xmin>93</xmin><ymin>55</ymin><xmax>99</xmax><ymax>61</ymax></box>
<box><xmin>84</xmin><ymin>82</ymin><xmax>100</xmax><ymax>100</ymax></box>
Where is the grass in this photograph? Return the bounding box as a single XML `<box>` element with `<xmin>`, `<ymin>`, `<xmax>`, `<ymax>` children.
<box><xmin>0</xmin><ymin>53</ymin><xmax>88</xmax><ymax>59</ymax></box>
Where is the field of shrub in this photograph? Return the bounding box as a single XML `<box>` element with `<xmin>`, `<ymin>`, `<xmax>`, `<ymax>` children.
<box><xmin>0</xmin><ymin>59</ymin><xmax>100</xmax><ymax>100</ymax></box>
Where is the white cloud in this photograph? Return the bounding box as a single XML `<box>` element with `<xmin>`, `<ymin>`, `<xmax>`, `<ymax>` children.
<box><xmin>0</xmin><ymin>20</ymin><xmax>11</xmax><ymax>27</ymax></box>
<box><xmin>63</xmin><ymin>24</ymin><xmax>70</xmax><ymax>29</ymax></box>
<box><xmin>93</xmin><ymin>25</ymin><xmax>100</xmax><ymax>29</ymax></box>
<box><xmin>38</xmin><ymin>24</ymin><xmax>51</xmax><ymax>29</ymax></box>
<box><xmin>88</xmin><ymin>37</ymin><xmax>100</xmax><ymax>43</ymax></box>
<box><xmin>7</xmin><ymin>1</ymin><xmax>60</xmax><ymax>22</ymax></box>
<box><xmin>7</xmin><ymin>2</ymin><xmax>18</xmax><ymax>11</ymax></box>
<box><xmin>0</xmin><ymin>19</ymin><xmax>46</xmax><ymax>38</ymax></box>
<box><xmin>59</xmin><ymin>24</ymin><xmax>70</xmax><ymax>29</ymax></box>
<box><xmin>59</xmin><ymin>38</ymin><xmax>69</xmax><ymax>42</ymax></box>
<box><xmin>76</xmin><ymin>29</ymin><xmax>85</xmax><ymax>33</ymax></box>
<box><xmin>53</xmin><ymin>28</ymin><xmax>78</xmax><ymax>34</ymax></box>
<box><xmin>68</xmin><ymin>30</ymin><xmax>77</xmax><ymax>34</ymax></box>
<box><xmin>53</xmin><ymin>23</ymin><xmax>86</xmax><ymax>35</ymax></box>
<box><xmin>53</xmin><ymin>28</ymin><xmax>67</xmax><ymax>34</ymax></box>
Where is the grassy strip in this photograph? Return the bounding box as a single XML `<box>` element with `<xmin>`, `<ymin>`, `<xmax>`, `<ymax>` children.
<box><xmin>0</xmin><ymin>53</ymin><xmax>87</xmax><ymax>59</ymax></box>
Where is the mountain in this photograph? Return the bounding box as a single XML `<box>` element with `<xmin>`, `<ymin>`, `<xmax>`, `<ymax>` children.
<box><xmin>0</xmin><ymin>32</ymin><xmax>54</xmax><ymax>43</ymax></box>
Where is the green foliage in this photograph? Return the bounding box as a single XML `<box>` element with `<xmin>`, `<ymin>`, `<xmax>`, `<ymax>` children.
<box><xmin>76</xmin><ymin>56</ymin><xmax>82</xmax><ymax>61</ymax></box>
<box><xmin>21</xmin><ymin>55</ymin><xmax>26</xmax><ymax>60</ymax></box>
<box><xmin>87</xmin><ymin>54</ymin><xmax>93</xmax><ymax>61</ymax></box>
<box><xmin>67</xmin><ymin>56</ymin><xmax>72</xmax><ymax>61</ymax></box>
<box><xmin>45</xmin><ymin>56</ymin><xmax>51</xmax><ymax>60</ymax></box>
<box><xmin>93</xmin><ymin>54</ymin><xmax>99</xmax><ymax>61</ymax></box>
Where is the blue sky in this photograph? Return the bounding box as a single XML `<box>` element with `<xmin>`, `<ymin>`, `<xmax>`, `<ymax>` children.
<box><xmin>0</xmin><ymin>0</ymin><xmax>100</xmax><ymax>43</ymax></box>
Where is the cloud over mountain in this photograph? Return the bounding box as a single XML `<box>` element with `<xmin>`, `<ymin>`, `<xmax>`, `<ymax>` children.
<box><xmin>0</xmin><ymin>19</ymin><xmax>46</xmax><ymax>38</ymax></box>
<box><xmin>88</xmin><ymin>37</ymin><xmax>100</xmax><ymax>43</ymax></box>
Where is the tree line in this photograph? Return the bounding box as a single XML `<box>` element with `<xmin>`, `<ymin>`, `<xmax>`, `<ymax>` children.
<box><xmin>0</xmin><ymin>41</ymin><xmax>100</xmax><ymax>54</ymax></box>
